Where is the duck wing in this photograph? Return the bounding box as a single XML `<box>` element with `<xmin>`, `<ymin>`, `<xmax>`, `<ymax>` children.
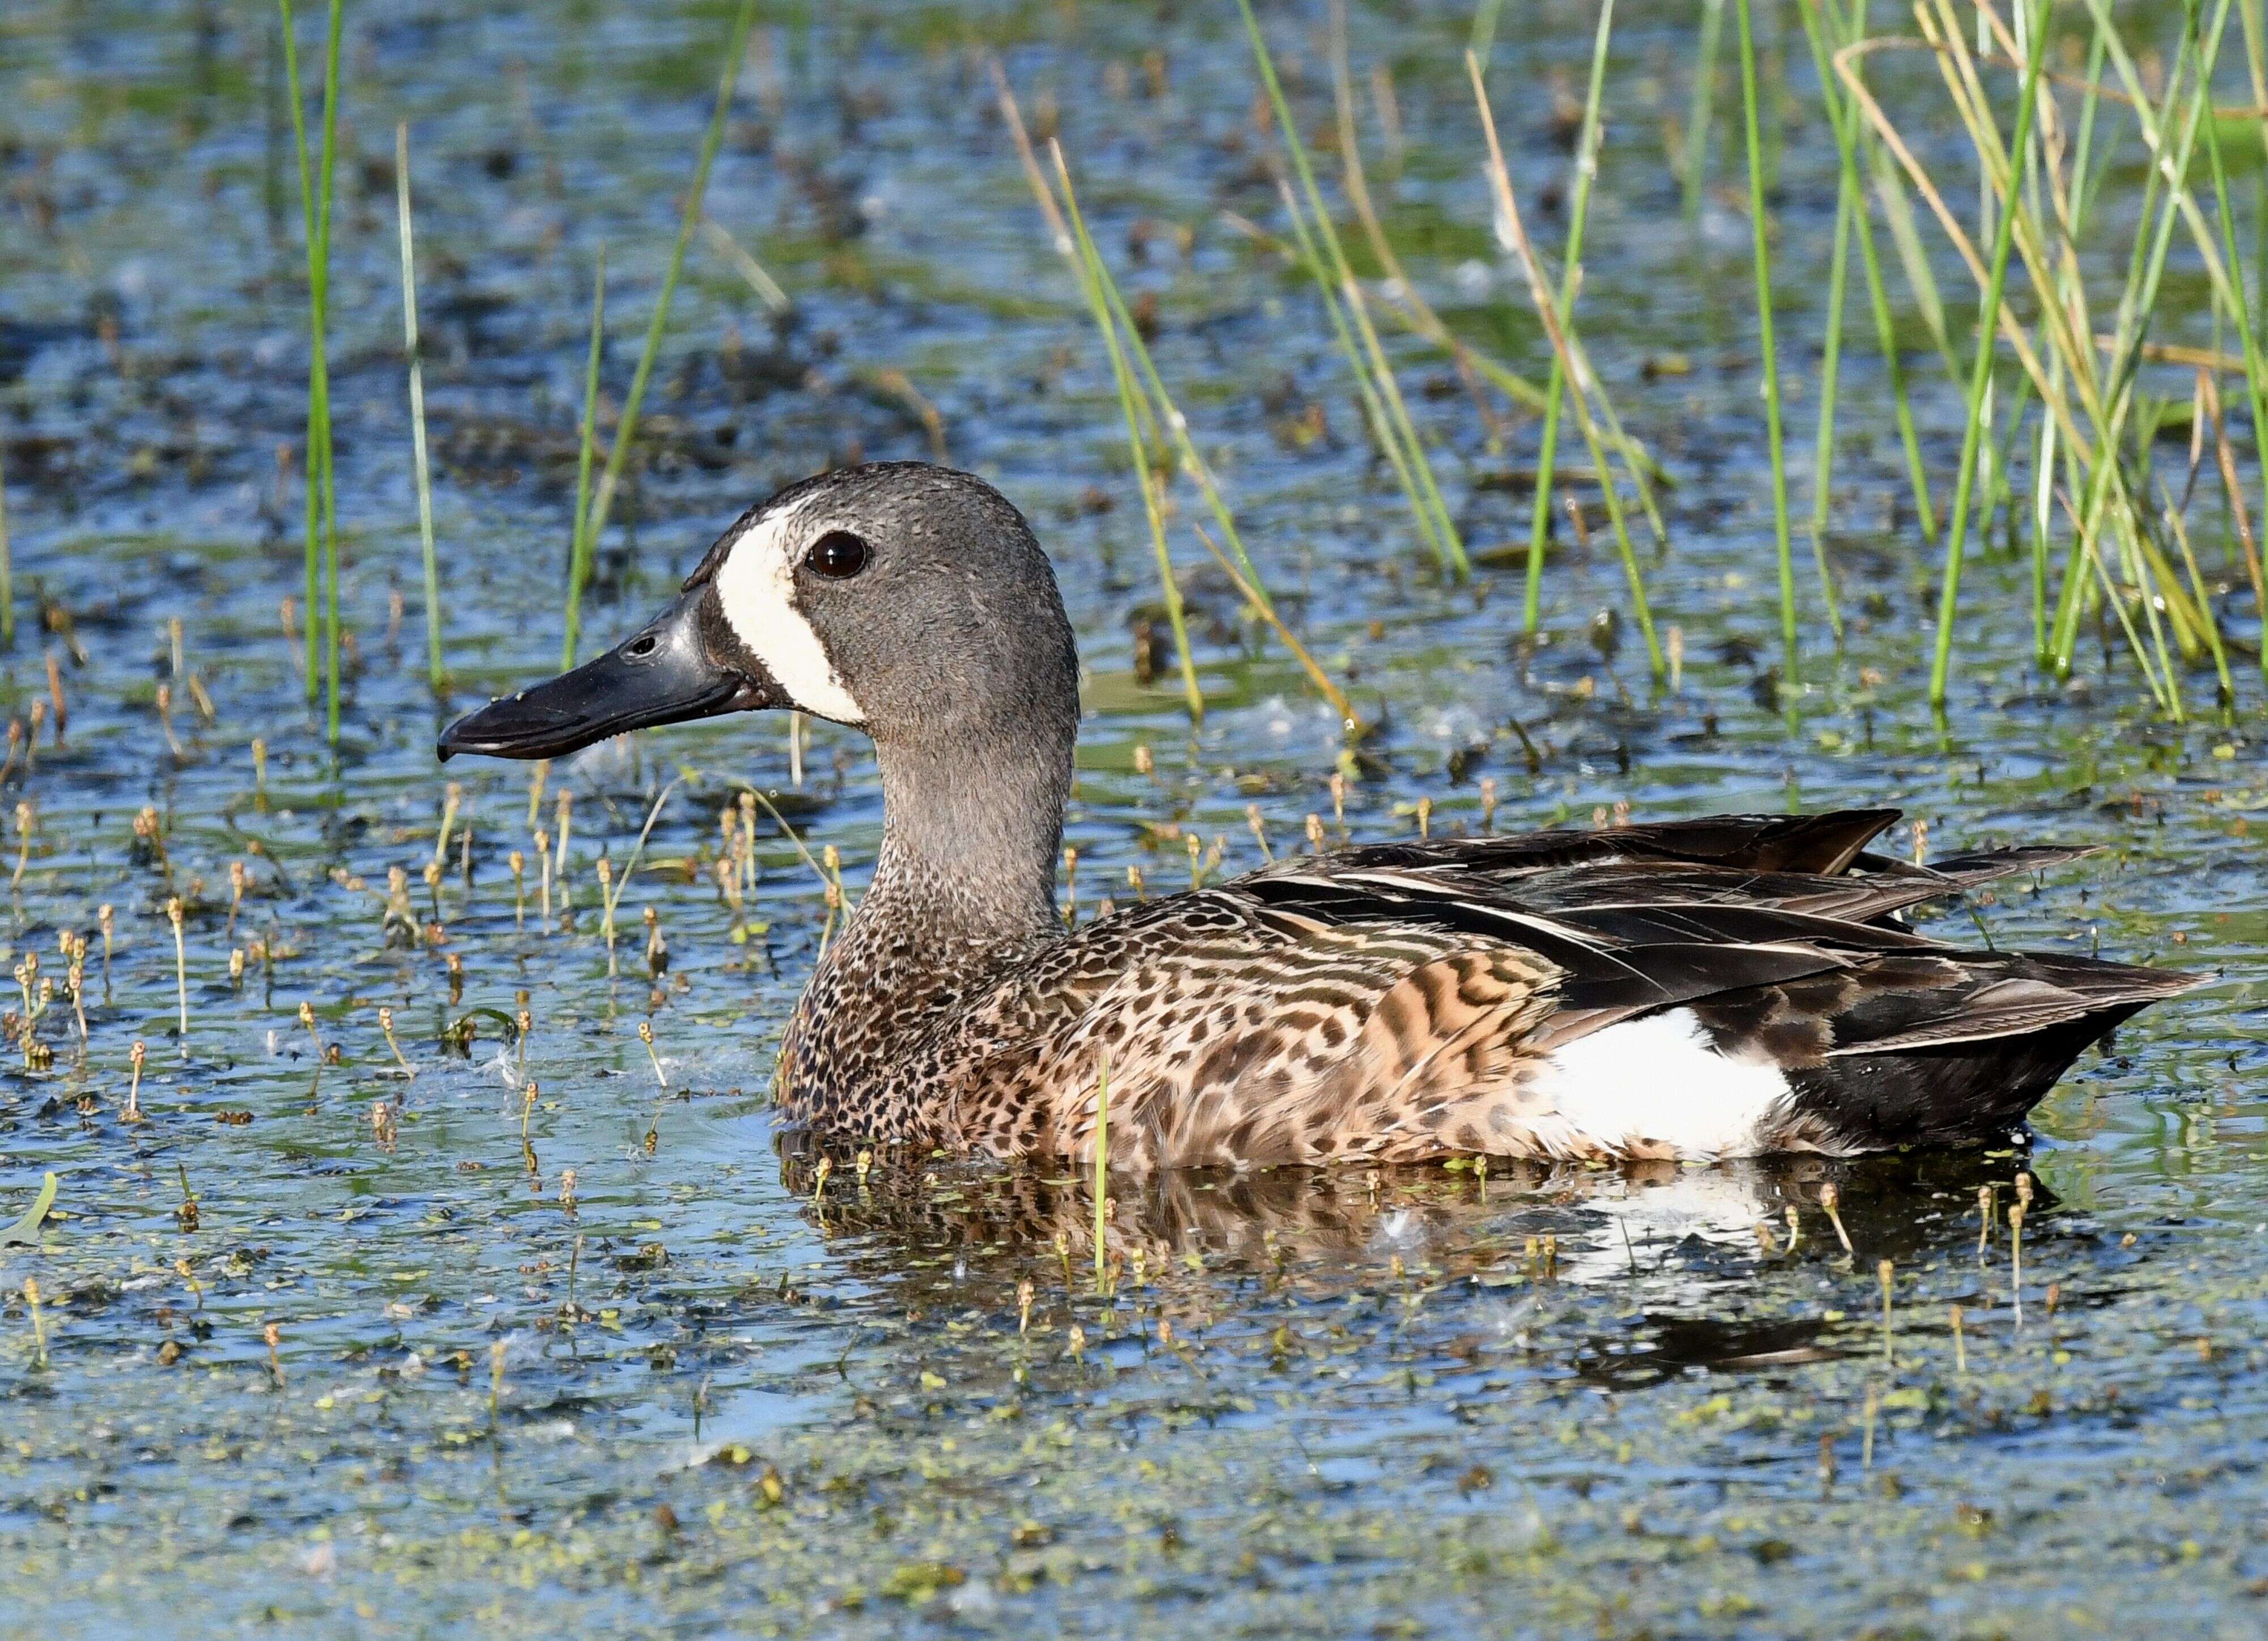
<box><xmin>936</xmin><ymin>812</ymin><xmax>2190</xmax><ymax>1165</ymax></box>
<box><xmin>1292</xmin><ymin>807</ymin><xmax>1904</xmax><ymax>879</ymax></box>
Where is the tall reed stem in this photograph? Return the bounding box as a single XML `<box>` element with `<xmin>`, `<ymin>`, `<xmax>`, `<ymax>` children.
<box><xmin>1093</xmin><ymin>1051</ymin><xmax>1111</xmax><ymax>1287</ymax></box>
<box><xmin>1735</xmin><ymin>0</ymin><xmax>1800</xmax><ymax>681</ymax></box>
<box><xmin>563</xmin><ymin>250</ymin><xmax>607</xmax><ymax>670</ymax></box>
<box><xmin>0</xmin><ymin>436</ymin><xmax>12</xmax><ymax>648</ymax></box>
<box><xmin>1526</xmin><ymin>0</ymin><xmax>1615</xmax><ymax>637</ymax></box>
<box><xmin>2199</xmin><ymin>23</ymin><xmax>2268</xmax><ymax>689</ymax></box>
<box><xmin>1050</xmin><ymin>147</ymin><xmax>1207</xmax><ymax>719</ymax></box>
<box><xmin>1238</xmin><ymin>0</ymin><xmax>1467</xmax><ymax>578</ymax></box>
<box><xmin>1685</xmin><ymin>0</ymin><xmax>1728</xmax><ymax>223</ymax></box>
<box><xmin>1469</xmin><ymin>52</ymin><xmax>1664</xmax><ymax>680</ymax></box>
<box><xmin>566</xmin><ymin>0</ymin><xmax>758</xmax><ymax>656</ymax></box>
<box><xmin>395</xmin><ymin>121</ymin><xmax>443</xmax><ymax>692</ymax></box>
<box><xmin>280</xmin><ymin>0</ymin><xmax>344</xmax><ymax>740</ymax></box>
<box><xmin>1928</xmin><ymin>0</ymin><xmax>2053</xmax><ymax>709</ymax></box>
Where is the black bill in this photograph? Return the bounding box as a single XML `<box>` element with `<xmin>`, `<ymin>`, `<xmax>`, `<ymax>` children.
<box><xmin>438</xmin><ymin>587</ymin><xmax>780</xmax><ymax>762</ymax></box>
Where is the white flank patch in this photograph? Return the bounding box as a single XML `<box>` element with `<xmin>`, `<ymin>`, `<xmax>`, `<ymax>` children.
<box><xmin>712</xmin><ymin>497</ymin><xmax>865</xmax><ymax>724</ymax></box>
<box><xmin>1529</xmin><ymin>1007</ymin><xmax>1789</xmax><ymax>1159</ymax></box>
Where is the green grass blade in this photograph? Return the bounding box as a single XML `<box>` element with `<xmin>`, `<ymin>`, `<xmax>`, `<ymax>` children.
<box><xmin>1928</xmin><ymin>0</ymin><xmax>2053</xmax><ymax>709</ymax></box>
<box><xmin>1470</xmin><ymin>50</ymin><xmax>1663</xmax><ymax>681</ymax></box>
<box><xmin>395</xmin><ymin>121</ymin><xmax>443</xmax><ymax>693</ymax></box>
<box><xmin>562</xmin><ymin>249</ymin><xmax>607</xmax><ymax>670</ymax></box>
<box><xmin>1091</xmin><ymin>259</ymin><xmax>1275</xmax><ymax>612</ymax></box>
<box><xmin>278</xmin><ymin>1</ymin><xmax>322</xmax><ymax>702</ymax></box>
<box><xmin>1239</xmin><ymin>0</ymin><xmax>1466</xmax><ymax>577</ymax></box>
<box><xmin>572</xmin><ymin>0</ymin><xmax>759</xmax><ymax>620</ymax></box>
<box><xmin>1735</xmin><ymin>0</ymin><xmax>1800</xmax><ymax>681</ymax></box>
<box><xmin>1872</xmin><ymin>142</ymin><xmax>1955</xmax><ymax>376</ymax></box>
<box><xmin>315</xmin><ymin>0</ymin><xmax>342</xmax><ymax>742</ymax></box>
<box><xmin>1809</xmin><ymin>150</ymin><xmax>1852</xmax><ymax>641</ymax></box>
<box><xmin>1052</xmin><ymin>148</ymin><xmax>1206</xmax><ymax>720</ymax></box>
<box><xmin>1685</xmin><ymin>0</ymin><xmax>1727</xmax><ymax>224</ymax></box>
<box><xmin>2198</xmin><ymin>49</ymin><xmax>2268</xmax><ymax>688</ymax></box>
<box><xmin>0</xmin><ymin>435</ymin><xmax>12</xmax><ymax>649</ymax></box>
<box><xmin>1525</xmin><ymin>0</ymin><xmax>1614</xmax><ymax>637</ymax></box>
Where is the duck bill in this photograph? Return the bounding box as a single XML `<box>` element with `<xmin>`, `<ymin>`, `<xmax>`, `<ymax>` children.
<box><xmin>437</xmin><ymin>587</ymin><xmax>781</xmax><ymax>761</ymax></box>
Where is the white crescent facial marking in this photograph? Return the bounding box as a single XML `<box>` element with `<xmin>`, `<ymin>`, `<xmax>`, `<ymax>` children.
<box><xmin>712</xmin><ymin>498</ymin><xmax>865</xmax><ymax>725</ymax></box>
<box><xmin>1530</xmin><ymin>1008</ymin><xmax>1790</xmax><ymax>1159</ymax></box>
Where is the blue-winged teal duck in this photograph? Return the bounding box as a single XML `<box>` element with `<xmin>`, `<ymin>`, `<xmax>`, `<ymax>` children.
<box><xmin>441</xmin><ymin>463</ymin><xmax>2197</xmax><ymax>1167</ymax></box>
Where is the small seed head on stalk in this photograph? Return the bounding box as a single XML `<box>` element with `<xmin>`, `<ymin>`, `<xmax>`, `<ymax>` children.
<box><xmin>1818</xmin><ymin>1181</ymin><xmax>1855</xmax><ymax>1258</ymax></box>
<box><xmin>24</xmin><ymin>1276</ymin><xmax>46</xmax><ymax>1369</ymax></box>
<box><xmin>1245</xmin><ymin>805</ymin><xmax>1271</xmax><ymax>860</ymax></box>
<box><xmin>11</xmin><ymin>800</ymin><xmax>33</xmax><ymax>889</ymax></box>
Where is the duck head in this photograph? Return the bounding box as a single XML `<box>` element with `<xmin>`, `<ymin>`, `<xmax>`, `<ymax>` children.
<box><xmin>438</xmin><ymin>461</ymin><xmax>1080</xmax><ymax>768</ymax></box>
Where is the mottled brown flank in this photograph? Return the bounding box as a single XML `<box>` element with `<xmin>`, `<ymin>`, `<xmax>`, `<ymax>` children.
<box><xmin>781</xmin><ymin>869</ymin><xmax>1559</xmax><ymax>1168</ymax></box>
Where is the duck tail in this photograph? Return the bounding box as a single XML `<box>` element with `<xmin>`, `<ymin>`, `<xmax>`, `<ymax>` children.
<box><xmin>1761</xmin><ymin>952</ymin><xmax>2204</xmax><ymax>1151</ymax></box>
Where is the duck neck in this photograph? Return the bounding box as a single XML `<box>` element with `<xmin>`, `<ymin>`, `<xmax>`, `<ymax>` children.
<box><xmin>843</xmin><ymin>717</ymin><xmax>1073</xmax><ymax>969</ymax></box>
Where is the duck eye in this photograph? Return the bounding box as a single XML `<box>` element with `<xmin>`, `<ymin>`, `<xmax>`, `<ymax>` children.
<box><xmin>803</xmin><ymin>531</ymin><xmax>870</xmax><ymax>580</ymax></box>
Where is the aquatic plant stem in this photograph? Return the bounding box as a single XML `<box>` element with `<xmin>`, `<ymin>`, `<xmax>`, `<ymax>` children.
<box><xmin>395</xmin><ymin>122</ymin><xmax>443</xmax><ymax>692</ymax></box>
<box><xmin>1806</xmin><ymin>179</ymin><xmax>1851</xmax><ymax>643</ymax></box>
<box><xmin>278</xmin><ymin>0</ymin><xmax>343</xmax><ymax>735</ymax></box>
<box><xmin>1928</xmin><ymin>0</ymin><xmax>2051</xmax><ymax>710</ymax></box>
<box><xmin>2198</xmin><ymin>64</ymin><xmax>2268</xmax><ymax>690</ymax></box>
<box><xmin>316</xmin><ymin>2</ymin><xmax>342</xmax><ymax>741</ymax></box>
<box><xmin>1526</xmin><ymin>0</ymin><xmax>1614</xmax><ymax>638</ymax></box>
<box><xmin>1734</xmin><ymin>0</ymin><xmax>1800</xmax><ymax>682</ymax></box>
<box><xmin>2047</xmin><ymin>0</ymin><xmax>2234</xmax><ymax>680</ymax></box>
<box><xmin>568</xmin><ymin>0</ymin><xmax>758</xmax><ymax>654</ymax></box>
<box><xmin>1807</xmin><ymin>0</ymin><xmax>1937</xmax><ymax>542</ymax></box>
<box><xmin>1685</xmin><ymin>0</ymin><xmax>1728</xmax><ymax>224</ymax></box>
<box><xmin>1048</xmin><ymin>147</ymin><xmax>1205</xmax><ymax>720</ymax></box>
<box><xmin>562</xmin><ymin>249</ymin><xmax>607</xmax><ymax>670</ymax></box>
<box><xmin>1093</xmin><ymin>1050</ymin><xmax>1110</xmax><ymax>1288</ymax></box>
<box><xmin>1469</xmin><ymin>52</ymin><xmax>1663</xmax><ymax>681</ymax></box>
<box><xmin>1191</xmin><ymin>523</ymin><xmax>1355</xmax><ymax>727</ymax></box>
<box><xmin>1237</xmin><ymin>0</ymin><xmax>1467</xmax><ymax>578</ymax></box>
<box><xmin>0</xmin><ymin>435</ymin><xmax>12</xmax><ymax>648</ymax></box>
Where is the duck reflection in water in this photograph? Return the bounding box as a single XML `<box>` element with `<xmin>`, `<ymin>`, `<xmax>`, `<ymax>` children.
<box><xmin>775</xmin><ymin>1134</ymin><xmax>2051</xmax><ymax>1385</ymax></box>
